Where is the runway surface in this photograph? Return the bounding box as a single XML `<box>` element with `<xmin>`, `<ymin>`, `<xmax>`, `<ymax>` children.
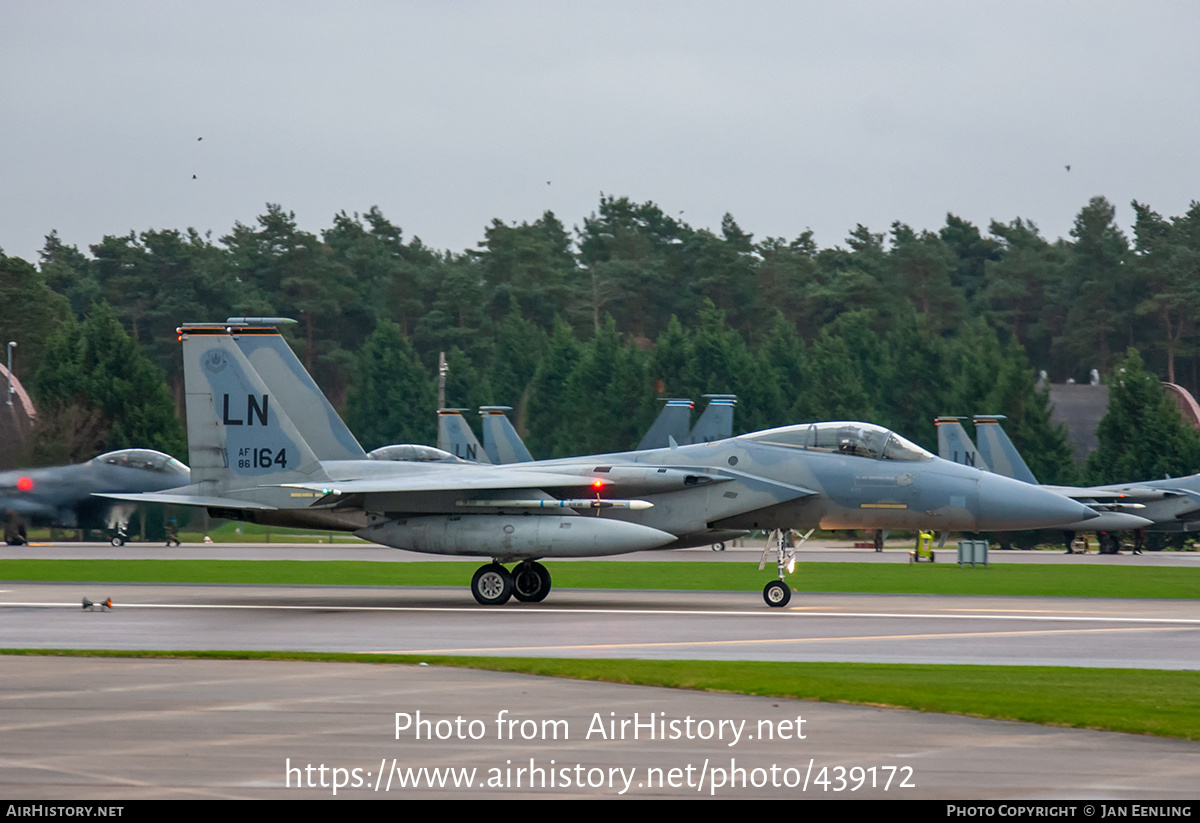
<box><xmin>1</xmin><ymin>582</ymin><xmax>1197</xmax><ymax>669</ymax></box>
<box><xmin>3</xmin><ymin>541</ymin><xmax>1197</xmax><ymax>799</ymax></box>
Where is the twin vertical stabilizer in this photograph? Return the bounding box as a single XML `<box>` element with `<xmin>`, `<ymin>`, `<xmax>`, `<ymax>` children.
<box><xmin>180</xmin><ymin>323</ymin><xmax>326</xmax><ymax>490</ymax></box>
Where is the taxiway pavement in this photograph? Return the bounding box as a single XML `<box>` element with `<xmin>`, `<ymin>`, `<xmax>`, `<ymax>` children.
<box><xmin>2</xmin><ymin>656</ymin><xmax>1197</xmax><ymax>800</ymax></box>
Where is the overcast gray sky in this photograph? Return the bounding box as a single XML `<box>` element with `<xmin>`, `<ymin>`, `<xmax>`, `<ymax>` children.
<box><xmin>3</xmin><ymin>1</ymin><xmax>1198</xmax><ymax>263</ymax></box>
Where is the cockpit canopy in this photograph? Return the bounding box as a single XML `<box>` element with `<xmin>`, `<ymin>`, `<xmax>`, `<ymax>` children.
<box><xmin>367</xmin><ymin>444</ymin><xmax>467</xmax><ymax>463</ymax></box>
<box><xmin>744</xmin><ymin>422</ymin><xmax>933</xmax><ymax>462</ymax></box>
<box><xmin>92</xmin><ymin>449</ymin><xmax>191</xmax><ymax>475</ymax></box>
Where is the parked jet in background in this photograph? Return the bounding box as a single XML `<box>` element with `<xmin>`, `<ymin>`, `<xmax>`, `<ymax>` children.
<box><xmin>636</xmin><ymin>398</ymin><xmax>693</xmax><ymax>450</ymax></box>
<box><xmin>435</xmin><ymin>405</ymin><xmax>536</xmax><ymax>464</ymax></box>
<box><xmin>970</xmin><ymin>414</ymin><xmax>1200</xmax><ymax>539</ymax></box>
<box><xmin>935</xmin><ymin>416</ymin><xmax>1160</xmax><ymax>548</ymax></box>
<box><xmin>2</xmin><ymin>449</ymin><xmax>190</xmax><ymax>545</ymax></box>
<box><xmin>436</xmin><ymin>408</ymin><xmax>487</xmax><ymax>462</ymax></box>
<box><xmin>637</xmin><ymin>395</ymin><xmax>738</xmax><ymax>450</ymax></box>
<box><xmin>480</xmin><ymin>406</ymin><xmax>534</xmax><ymax>464</ymax></box>
<box><xmin>449</xmin><ymin>393</ymin><xmax>740</xmax><ymax>466</ymax></box>
<box><xmin>688</xmin><ymin>394</ymin><xmax>737</xmax><ymax>444</ymax></box>
<box><xmin>102</xmin><ymin>320</ymin><xmax>1098</xmax><ymax>607</ymax></box>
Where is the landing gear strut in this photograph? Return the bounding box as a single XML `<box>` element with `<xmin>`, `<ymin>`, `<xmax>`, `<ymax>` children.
<box><xmin>759</xmin><ymin>528</ymin><xmax>812</xmax><ymax>608</ymax></box>
<box><xmin>512</xmin><ymin>561</ymin><xmax>552</xmax><ymax>603</ymax></box>
<box><xmin>471</xmin><ymin>563</ymin><xmax>513</xmax><ymax>606</ymax></box>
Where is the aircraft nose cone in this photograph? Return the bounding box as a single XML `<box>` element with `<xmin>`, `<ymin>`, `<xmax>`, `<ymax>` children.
<box><xmin>975</xmin><ymin>473</ymin><xmax>1098</xmax><ymax>530</ymax></box>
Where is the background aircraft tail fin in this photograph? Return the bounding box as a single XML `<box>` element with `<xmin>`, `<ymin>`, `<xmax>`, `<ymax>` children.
<box><xmin>480</xmin><ymin>406</ymin><xmax>533</xmax><ymax>463</ymax></box>
<box><xmin>179</xmin><ymin>323</ymin><xmax>326</xmax><ymax>488</ymax></box>
<box><xmin>437</xmin><ymin>409</ymin><xmax>490</xmax><ymax>463</ymax></box>
<box><xmin>636</xmin><ymin>398</ymin><xmax>693</xmax><ymax>450</ymax></box>
<box><xmin>974</xmin><ymin>415</ymin><xmax>1040</xmax><ymax>484</ymax></box>
<box><xmin>227</xmin><ymin>319</ymin><xmax>367</xmax><ymax>461</ymax></box>
<box><xmin>688</xmin><ymin>394</ymin><xmax>737</xmax><ymax>443</ymax></box>
<box><xmin>935</xmin><ymin>416</ymin><xmax>988</xmax><ymax>470</ymax></box>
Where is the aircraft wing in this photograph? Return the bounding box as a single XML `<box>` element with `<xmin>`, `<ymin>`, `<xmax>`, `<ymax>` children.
<box><xmin>279</xmin><ymin>467</ymin><xmax>613</xmax><ymax>497</ymax></box>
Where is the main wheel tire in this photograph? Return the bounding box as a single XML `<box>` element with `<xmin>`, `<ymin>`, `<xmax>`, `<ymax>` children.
<box><xmin>471</xmin><ymin>563</ymin><xmax>513</xmax><ymax>606</ymax></box>
<box><xmin>763</xmin><ymin>580</ymin><xmax>791</xmax><ymax>608</ymax></box>
<box><xmin>512</xmin><ymin>561</ymin><xmax>552</xmax><ymax>603</ymax></box>
<box><xmin>111</xmin><ymin>536</ymin><xmax>125</xmax><ymax>547</ymax></box>
<box><xmin>711</xmin><ymin>542</ymin><xmax>726</xmax><ymax>552</ymax></box>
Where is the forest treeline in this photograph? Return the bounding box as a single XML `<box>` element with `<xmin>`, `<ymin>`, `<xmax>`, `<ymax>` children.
<box><xmin>3</xmin><ymin>192</ymin><xmax>1200</xmax><ymax>485</ymax></box>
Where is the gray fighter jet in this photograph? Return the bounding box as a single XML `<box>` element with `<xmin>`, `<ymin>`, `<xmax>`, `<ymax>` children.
<box><xmin>636</xmin><ymin>395</ymin><xmax>737</xmax><ymax>450</ymax></box>
<box><xmin>435</xmin><ymin>408</ymin><xmax>489</xmax><ymax>462</ymax></box>
<box><xmin>965</xmin><ymin>415</ymin><xmax>1200</xmax><ymax>542</ymax></box>
<box><xmin>447</xmin><ymin>393</ymin><xmax>738</xmax><ymax>465</ymax></box>
<box><xmin>480</xmin><ymin>406</ymin><xmax>533</xmax><ymax>464</ymax></box>
<box><xmin>688</xmin><ymin>394</ymin><xmax>737</xmax><ymax>443</ymax></box>
<box><xmin>934</xmin><ymin>416</ymin><xmax>1158</xmax><ymax>547</ymax></box>
<box><xmin>2</xmin><ymin>449</ymin><xmax>190</xmax><ymax>545</ymax></box>
<box><xmin>433</xmin><ymin>405</ymin><xmax>534</xmax><ymax>465</ymax></box>
<box><xmin>101</xmin><ymin>320</ymin><xmax>1097</xmax><ymax>606</ymax></box>
<box><xmin>636</xmin><ymin>399</ymin><xmax>694</xmax><ymax>450</ymax></box>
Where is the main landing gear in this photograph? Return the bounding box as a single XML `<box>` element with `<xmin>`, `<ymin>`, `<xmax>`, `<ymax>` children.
<box><xmin>471</xmin><ymin>561</ymin><xmax>552</xmax><ymax>606</ymax></box>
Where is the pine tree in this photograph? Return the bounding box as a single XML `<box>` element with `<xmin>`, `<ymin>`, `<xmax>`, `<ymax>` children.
<box><xmin>1086</xmin><ymin>349</ymin><xmax>1200</xmax><ymax>484</ymax></box>
<box><xmin>344</xmin><ymin>320</ymin><xmax>436</xmax><ymax>450</ymax></box>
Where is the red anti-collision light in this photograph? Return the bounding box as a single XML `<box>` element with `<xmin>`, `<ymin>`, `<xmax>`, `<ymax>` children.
<box><xmin>16</xmin><ymin>477</ymin><xmax>34</xmax><ymax>492</ymax></box>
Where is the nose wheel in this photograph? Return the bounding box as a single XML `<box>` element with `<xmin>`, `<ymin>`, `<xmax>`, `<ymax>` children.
<box><xmin>763</xmin><ymin>579</ymin><xmax>791</xmax><ymax>607</ymax></box>
<box><xmin>471</xmin><ymin>563</ymin><xmax>514</xmax><ymax>605</ymax></box>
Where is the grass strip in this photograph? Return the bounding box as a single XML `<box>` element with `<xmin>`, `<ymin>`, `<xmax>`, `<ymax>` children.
<box><xmin>4</xmin><ymin>649</ymin><xmax>1197</xmax><ymax>740</ymax></box>
<box><xmin>2</xmin><ymin>559</ymin><xmax>1197</xmax><ymax>599</ymax></box>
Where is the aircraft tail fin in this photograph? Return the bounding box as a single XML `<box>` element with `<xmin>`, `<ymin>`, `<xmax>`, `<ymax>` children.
<box><xmin>479</xmin><ymin>406</ymin><xmax>533</xmax><ymax>464</ymax></box>
<box><xmin>636</xmin><ymin>398</ymin><xmax>694</xmax><ymax>450</ymax></box>
<box><xmin>935</xmin><ymin>416</ymin><xmax>989</xmax><ymax>470</ymax></box>
<box><xmin>974</xmin><ymin>415</ymin><xmax>1040</xmax><ymax>485</ymax></box>
<box><xmin>688</xmin><ymin>394</ymin><xmax>737</xmax><ymax>443</ymax></box>
<box><xmin>179</xmin><ymin>323</ymin><xmax>327</xmax><ymax>489</ymax></box>
<box><xmin>227</xmin><ymin>319</ymin><xmax>367</xmax><ymax>461</ymax></box>
<box><xmin>437</xmin><ymin>409</ymin><xmax>490</xmax><ymax>463</ymax></box>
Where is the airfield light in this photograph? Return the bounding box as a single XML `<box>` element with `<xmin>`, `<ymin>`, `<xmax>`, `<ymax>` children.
<box><xmin>16</xmin><ymin>477</ymin><xmax>33</xmax><ymax>492</ymax></box>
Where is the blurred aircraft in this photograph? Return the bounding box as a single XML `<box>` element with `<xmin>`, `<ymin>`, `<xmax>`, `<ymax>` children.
<box><xmin>2</xmin><ymin>449</ymin><xmax>190</xmax><ymax>545</ymax></box>
<box><xmin>101</xmin><ymin>320</ymin><xmax>1097</xmax><ymax>606</ymax></box>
